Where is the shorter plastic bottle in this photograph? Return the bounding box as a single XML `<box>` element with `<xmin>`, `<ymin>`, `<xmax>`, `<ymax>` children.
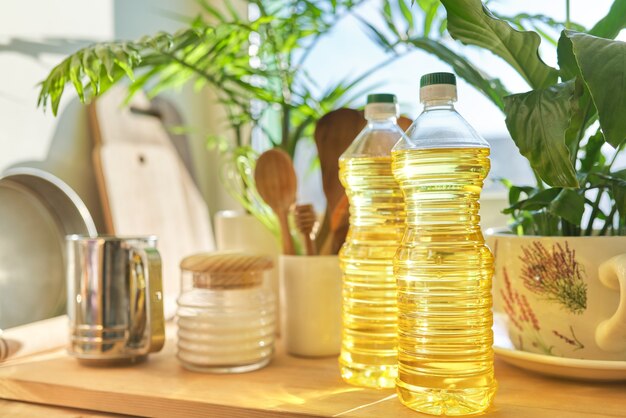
<box><xmin>176</xmin><ymin>253</ymin><xmax>275</xmax><ymax>373</ymax></box>
<box><xmin>338</xmin><ymin>93</ymin><xmax>407</xmax><ymax>389</ymax></box>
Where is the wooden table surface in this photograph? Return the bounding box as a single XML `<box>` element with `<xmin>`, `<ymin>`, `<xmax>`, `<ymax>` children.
<box><xmin>0</xmin><ymin>332</ymin><xmax>625</xmax><ymax>418</ymax></box>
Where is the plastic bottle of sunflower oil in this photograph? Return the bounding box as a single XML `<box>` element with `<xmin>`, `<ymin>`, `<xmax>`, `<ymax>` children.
<box><xmin>338</xmin><ymin>93</ymin><xmax>407</xmax><ymax>389</ymax></box>
<box><xmin>391</xmin><ymin>73</ymin><xmax>497</xmax><ymax>415</ymax></box>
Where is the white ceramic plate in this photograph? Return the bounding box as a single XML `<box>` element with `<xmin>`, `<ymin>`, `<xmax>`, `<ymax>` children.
<box><xmin>493</xmin><ymin>313</ymin><xmax>626</xmax><ymax>381</ymax></box>
<box><xmin>0</xmin><ymin>168</ymin><xmax>96</xmax><ymax>329</ymax></box>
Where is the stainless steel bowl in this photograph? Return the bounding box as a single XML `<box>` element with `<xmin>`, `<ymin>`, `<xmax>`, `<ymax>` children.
<box><xmin>0</xmin><ymin>167</ymin><xmax>97</xmax><ymax>329</ymax></box>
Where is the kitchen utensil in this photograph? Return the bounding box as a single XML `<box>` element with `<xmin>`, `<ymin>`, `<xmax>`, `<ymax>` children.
<box><xmin>330</xmin><ymin>193</ymin><xmax>350</xmax><ymax>255</ymax></box>
<box><xmin>319</xmin><ymin>193</ymin><xmax>350</xmax><ymax>255</ymax></box>
<box><xmin>313</xmin><ymin>108</ymin><xmax>366</xmax><ymax>251</ymax></box>
<box><xmin>293</xmin><ymin>204</ymin><xmax>317</xmax><ymax>255</ymax></box>
<box><xmin>398</xmin><ymin>115</ymin><xmax>413</xmax><ymax>131</ymax></box>
<box><xmin>0</xmin><ymin>167</ymin><xmax>97</xmax><ymax>329</ymax></box>
<box><xmin>88</xmin><ymin>86</ymin><xmax>214</xmax><ymax>318</ymax></box>
<box><xmin>66</xmin><ymin>235</ymin><xmax>165</xmax><ymax>365</ymax></box>
<box><xmin>254</xmin><ymin>149</ymin><xmax>297</xmax><ymax>255</ymax></box>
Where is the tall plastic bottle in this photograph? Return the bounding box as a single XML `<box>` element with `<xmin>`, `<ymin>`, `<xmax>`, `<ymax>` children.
<box><xmin>338</xmin><ymin>94</ymin><xmax>407</xmax><ymax>388</ymax></box>
<box><xmin>391</xmin><ymin>73</ymin><xmax>497</xmax><ymax>415</ymax></box>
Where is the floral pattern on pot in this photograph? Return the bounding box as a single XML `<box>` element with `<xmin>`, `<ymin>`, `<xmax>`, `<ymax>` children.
<box><xmin>519</xmin><ymin>241</ymin><xmax>587</xmax><ymax>314</ymax></box>
<box><xmin>499</xmin><ymin>266</ymin><xmax>584</xmax><ymax>356</ymax></box>
<box><xmin>489</xmin><ymin>233</ymin><xmax>626</xmax><ymax>361</ymax></box>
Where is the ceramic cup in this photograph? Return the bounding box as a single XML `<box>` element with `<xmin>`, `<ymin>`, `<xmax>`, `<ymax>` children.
<box><xmin>279</xmin><ymin>255</ymin><xmax>342</xmax><ymax>357</ymax></box>
<box><xmin>487</xmin><ymin>232</ymin><xmax>626</xmax><ymax>361</ymax></box>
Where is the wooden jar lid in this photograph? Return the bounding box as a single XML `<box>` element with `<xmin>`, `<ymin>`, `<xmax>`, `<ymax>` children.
<box><xmin>180</xmin><ymin>253</ymin><xmax>273</xmax><ymax>289</ymax></box>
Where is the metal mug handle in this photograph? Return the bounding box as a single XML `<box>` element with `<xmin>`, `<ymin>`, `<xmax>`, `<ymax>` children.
<box><xmin>596</xmin><ymin>254</ymin><xmax>626</xmax><ymax>352</ymax></box>
<box><xmin>128</xmin><ymin>247</ymin><xmax>165</xmax><ymax>354</ymax></box>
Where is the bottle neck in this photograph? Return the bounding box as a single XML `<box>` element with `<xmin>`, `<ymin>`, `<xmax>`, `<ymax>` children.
<box><xmin>422</xmin><ymin>99</ymin><xmax>455</xmax><ymax>111</ymax></box>
<box><xmin>366</xmin><ymin>115</ymin><xmax>398</xmax><ymax>126</ymax></box>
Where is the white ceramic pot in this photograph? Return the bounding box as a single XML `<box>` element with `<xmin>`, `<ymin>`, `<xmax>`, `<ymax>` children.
<box><xmin>279</xmin><ymin>255</ymin><xmax>342</xmax><ymax>357</ymax></box>
<box><xmin>487</xmin><ymin>232</ymin><xmax>626</xmax><ymax>361</ymax></box>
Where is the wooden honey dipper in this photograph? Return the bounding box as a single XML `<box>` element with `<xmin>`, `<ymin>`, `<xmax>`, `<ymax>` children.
<box><xmin>293</xmin><ymin>204</ymin><xmax>317</xmax><ymax>255</ymax></box>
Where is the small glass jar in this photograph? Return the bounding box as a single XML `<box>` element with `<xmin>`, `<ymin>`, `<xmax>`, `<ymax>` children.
<box><xmin>176</xmin><ymin>253</ymin><xmax>275</xmax><ymax>373</ymax></box>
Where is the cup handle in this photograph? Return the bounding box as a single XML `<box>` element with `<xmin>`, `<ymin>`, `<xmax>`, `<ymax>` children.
<box><xmin>128</xmin><ymin>247</ymin><xmax>165</xmax><ymax>353</ymax></box>
<box><xmin>596</xmin><ymin>254</ymin><xmax>626</xmax><ymax>352</ymax></box>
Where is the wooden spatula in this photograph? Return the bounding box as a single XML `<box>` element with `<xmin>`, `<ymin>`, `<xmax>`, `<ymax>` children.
<box><xmin>314</xmin><ymin>108</ymin><xmax>366</xmax><ymax>251</ymax></box>
<box><xmin>254</xmin><ymin>149</ymin><xmax>297</xmax><ymax>255</ymax></box>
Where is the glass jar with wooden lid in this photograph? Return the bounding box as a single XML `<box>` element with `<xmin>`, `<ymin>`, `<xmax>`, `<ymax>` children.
<box><xmin>176</xmin><ymin>252</ymin><xmax>275</xmax><ymax>373</ymax></box>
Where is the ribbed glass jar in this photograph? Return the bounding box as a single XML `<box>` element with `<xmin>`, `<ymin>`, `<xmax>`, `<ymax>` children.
<box><xmin>176</xmin><ymin>253</ymin><xmax>276</xmax><ymax>373</ymax></box>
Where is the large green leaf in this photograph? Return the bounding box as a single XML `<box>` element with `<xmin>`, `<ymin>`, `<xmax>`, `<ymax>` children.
<box><xmin>407</xmin><ymin>37</ymin><xmax>509</xmax><ymax>109</ymax></box>
<box><xmin>440</xmin><ymin>0</ymin><xmax>558</xmax><ymax>89</ymax></box>
<box><xmin>564</xmin><ymin>31</ymin><xmax>626</xmax><ymax>148</ymax></box>
<box><xmin>580</xmin><ymin>129</ymin><xmax>606</xmax><ymax>173</ymax></box>
<box><xmin>557</xmin><ymin>32</ymin><xmax>599</xmax><ymax>161</ymax></box>
<box><xmin>503</xmin><ymin>187</ymin><xmax>561</xmax><ymax>213</ymax></box>
<box><xmin>589</xmin><ymin>0</ymin><xmax>626</xmax><ymax>39</ymax></box>
<box><xmin>549</xmin><ymin>189</ymin><xmax>585</xmax><ymax>225</ymax></box>
<box><xmin>557</xmin><ymin>31</ymin><xmax>579</xmax><ymax>81</ymax></box>
<box><xmin>503</xmin><ymin>82</ymin><xmax>579</xmax><ymax>187</ymax></box>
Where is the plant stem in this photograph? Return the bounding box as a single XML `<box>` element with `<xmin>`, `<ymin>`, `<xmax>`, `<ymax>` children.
<box><xmin>571</xmin><ymin>104</ymin><xmax>593</xmax><ymax>167</ymax></box>
<box><xmin>600</xmin><ymin>205</ymin><xmax>617</xmax><ymax>236</ymax></box>
<box><xmin>584</xmin><ymin>189</ymin><xmax>604</xmax><ymax>235</ymax></box>
<box><xmin>281</xmin><ymin>103</ymin><xmax>291</xmax><ymax>154</ymax></box>
<box><xmin>254</xmin><ymin>0</ymin><xmax>293</xmax><ymax>150</ymax></box>
<box><xmin>532</xmin><ymin>169</ymin><xmax>545</xmax><ymax>190</ymax></box>
<box><xmin>565</xmin><ymin>0</ymin><xmax>571</xmax><ymax>29</ymax></box>
<box><xmin>607</xmin><ymin>141</ymin><xmax>626</xmax><ymax>170</ymax></box>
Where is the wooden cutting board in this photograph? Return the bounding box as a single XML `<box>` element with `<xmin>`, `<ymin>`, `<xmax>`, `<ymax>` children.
<box><xmin>88</xmin><ymin>86</ymin><xmax>214</xmax><ymax>317</ymax></box>
<box><xmin>1</xmin><ymin>326</ymin><xmax>625</xmax><ymax>418</ymax></box>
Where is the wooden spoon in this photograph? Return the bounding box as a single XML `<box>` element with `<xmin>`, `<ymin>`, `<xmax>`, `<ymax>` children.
<box><xmin>293</xmin><ymin>204</ymin><xmax>317</xmax><ymax>256</ymax></box>
<box><xmin>314</xmin><ymin>108</ymin><xmax>366</xmax><ymax>251</ymax></box>
<box><xmin>254</xmin><ymin>149</ymin><xmax>297</xmax><ymax>255</ymax></box>
<box><xmin>319</xmin><ymin>193</ymin><xmax>350</xmax><ymax>255</ymax></box>
<box><xmin>398</xmin><ymin>115</ymin><xmax>413</xmax><ymax>131</ymax></box>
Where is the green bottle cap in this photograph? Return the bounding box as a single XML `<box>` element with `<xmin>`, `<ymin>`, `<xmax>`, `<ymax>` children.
<box><xmin>367</xmin><ymin>93</ymin><xmax>397</xmax><ymax>104</ymax></box>
<box><xmin>420</xmin><ymin>72</ymin><xmax>456</xmax><ymax>87</ymax></box>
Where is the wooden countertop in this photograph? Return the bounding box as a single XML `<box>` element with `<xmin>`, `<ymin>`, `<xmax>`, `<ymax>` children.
<box><xmin>0</xmin><ymin>332</ymin><xmax>625</xmax><ymax>418</ymax></box>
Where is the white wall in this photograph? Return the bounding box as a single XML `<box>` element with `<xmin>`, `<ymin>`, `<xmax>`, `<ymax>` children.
<box><xmin>0</xmin><ymin>0</ymin><xmax>115</xmax><ymax>230</ymax></box>
<box><xmin>0</xmin><ymin>0</ymin><xmax>239</xmax><ymax>233</ymax></box>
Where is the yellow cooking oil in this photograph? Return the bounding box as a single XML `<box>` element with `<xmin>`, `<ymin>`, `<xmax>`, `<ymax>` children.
<box><xmin>391</xmin><ymin>146</ymin><xmax>497</xmax><ymax>415</ymax></box>
<box><xmin>338</xmin><ymin>155</ymin><xmax>405</xmax><ymax>389</ymax></box>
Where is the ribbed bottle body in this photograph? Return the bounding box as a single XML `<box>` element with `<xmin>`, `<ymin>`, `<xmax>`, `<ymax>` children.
<box><xmin>392</xmin><ymin>147</ymin><xmax>496</xmax><ymax>415</ymax></box>
<box><xmin>339</xmin><ymin>156</ymin><xmax>405</xmax><ymax>388</ymax></box>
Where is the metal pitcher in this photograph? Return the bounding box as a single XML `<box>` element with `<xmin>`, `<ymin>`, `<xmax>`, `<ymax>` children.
<box><xmin>66</xmin><ymin>235</ymin><xmax>165</xmax><ymax>364</ymax></box>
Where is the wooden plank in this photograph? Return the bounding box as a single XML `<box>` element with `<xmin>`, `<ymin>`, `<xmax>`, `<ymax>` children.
<box><xmin>0</xmin><ymin>332</ymin><xmax>625</xmax><ymax>418</ymax></box>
